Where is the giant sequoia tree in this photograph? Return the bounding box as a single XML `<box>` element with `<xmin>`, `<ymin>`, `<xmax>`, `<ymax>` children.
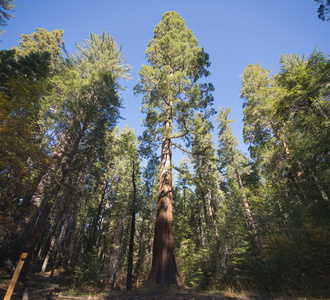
<box><xmin>134</xmin><ymin>11</ymin><xmax>214</xmax><ymax>287</ymax></box>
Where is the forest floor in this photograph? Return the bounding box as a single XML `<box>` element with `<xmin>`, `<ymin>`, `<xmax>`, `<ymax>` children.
<box><xmin>0</xmin><ymin>260</ymin><xmax>318</xmax><ymax>300</ymax></box>
<box><xmin>0</xmin><ymin>263</ymin><xmax>263</xmax><ymax>300</ymax></box>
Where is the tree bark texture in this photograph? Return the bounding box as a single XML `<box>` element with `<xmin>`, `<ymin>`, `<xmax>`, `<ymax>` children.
<box><xmin>149</xmin><ymin>133</ymin><xmax>182</xmax><ymax>287</ymax></box>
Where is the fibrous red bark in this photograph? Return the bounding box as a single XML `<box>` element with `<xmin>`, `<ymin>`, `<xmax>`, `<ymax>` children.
<box><xmin>149</xmin><ymin>135</ymin><xmax>182</xmax><ymax>287</ymax></box>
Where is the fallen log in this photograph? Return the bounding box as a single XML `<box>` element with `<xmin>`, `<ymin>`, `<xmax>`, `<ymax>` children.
<box><xmin>23</xmin><ymin>279</ymin><xmax>59</xmax><ymax>289</ymax></box>
<box><xmin>27</xmin><ymin>287</ymin><xmax>58</xmax><ymax>294</ymax></box>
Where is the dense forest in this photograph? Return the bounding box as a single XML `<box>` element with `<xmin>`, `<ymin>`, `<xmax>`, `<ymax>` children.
<box><xmin>1</xmin><ymin>8</ymin><xmax>330</xmax><ymax>298</ymax></box>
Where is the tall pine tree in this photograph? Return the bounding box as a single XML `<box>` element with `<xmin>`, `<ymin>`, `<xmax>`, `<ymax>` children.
<box><xmin>134</xmin><ymin>11</ymin><xmax>214</xmax><ymax>287</ymax></box>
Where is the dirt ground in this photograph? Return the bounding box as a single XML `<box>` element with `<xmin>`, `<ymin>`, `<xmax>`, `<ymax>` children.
<box><xmin>0</xmin><ymin>261</ymin><xmax>265</xmax><ymax>300</ymax></box>
<box><xmin>106</xmin><ymin>290</ymin><xmax>253</xmax><ymax>300</ymax></box>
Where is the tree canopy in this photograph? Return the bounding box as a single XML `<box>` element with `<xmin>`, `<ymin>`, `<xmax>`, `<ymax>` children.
<box><xmin>0</xmin><ymin>0</ymin><xmax>16</xmax><ymax>35</ymax></box>
<box><xmin>0</xmin><ymin>12</ymin><xmax>329</xmax><ymax>299</ymax></box>
<box><xmin>315</xmin><ymin>0</ymin><xmax>330</xmax><ymax>20</ymax></box>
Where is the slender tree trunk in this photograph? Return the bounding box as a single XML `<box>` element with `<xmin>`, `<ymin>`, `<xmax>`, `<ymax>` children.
<box><xmin>135</xmin><ymin>218</ymin><xmax>145</xmax><ymax>288</ymax></box>
<box><xmin>8</xmin><ymin>127</ymin><xmax>83</xmax><ymax>269</ymax></box>
<box><xmin>149</xmin><ymin>120</ymin><xmax>182</xmax><ymax>287</ymax></box>
<box><xmin>196</xmin><ymin>195</ymin><xmax>206</xmax><ymax>248</ymax></box>
<box><xmin>235</xmin><ymin>169</ymin><xmax>256</xmax><ymax>231</ymax></box>
<box><xmin>126</xmin><ymin>160</ymin><xmax>137</xmax><ymax>291</ymax></box>
<box><xmin>206</xmin><ymin>189</ymin><xmax>219</xmax><ymax>237</ymax></box>
<box><xmin>20</xmin><ymin>148</ymin><xmax>89</xmax><ymax>279</ymax></box>
<box><xmin>20</xmin><ymin>201</ymin><xmax>52</xmax><ymax>279</ymax></box>
<box><xmin>41</xmin><ymin>235</ymin><xmax>55</xmax><ymax>273</ymax></box>
<box><xmin>87</xmin><ymin>180</ymin><xmax>109</xmax><ymax>250</ymax></box>
<box><xmin>126</xmin><ymin>208</ymin><xmax>136</xmax><ymax>290</ymax></box>
<box><xmin>198</xmin><ymin>176</ymin><xmax>209</xmax><ymax>227</ymax></box>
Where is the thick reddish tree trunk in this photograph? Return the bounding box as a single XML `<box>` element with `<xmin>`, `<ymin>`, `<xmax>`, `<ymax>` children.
<box><xmin>149</xmin><ymin>133</ymin><xmax>182</xmax><ymax>287</ymax></box>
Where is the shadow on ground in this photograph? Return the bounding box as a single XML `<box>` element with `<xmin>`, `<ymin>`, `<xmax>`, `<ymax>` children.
<box><xmin>1</xmin><ymin>260</ymin><xmax>268</xmax><ymax>300</ymax></box>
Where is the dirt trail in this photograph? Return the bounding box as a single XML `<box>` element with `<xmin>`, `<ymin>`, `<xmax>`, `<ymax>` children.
<box><xmin>1</xmin><ymin>260</ymin><xmax>265</xmax><ymax>300</ymax></box>
<box><xmin>106</xmin><ymin>290</ymin><xmax>250</xmax><ymax>300</ymax></box>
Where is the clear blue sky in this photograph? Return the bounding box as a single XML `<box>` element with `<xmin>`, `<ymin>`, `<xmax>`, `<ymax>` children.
<box><xmin>2</xmin><ymin>0</ymin><xmax>330</xmax><ymax>161</ymax></box>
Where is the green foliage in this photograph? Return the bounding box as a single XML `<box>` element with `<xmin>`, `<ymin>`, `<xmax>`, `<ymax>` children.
<box><xmin>236</xmin><ymin>48</ymin><xmax>330</xmax><ymax>293</ymax></box>
<box><xmin>0</xmin><ymin>48</ymin><xmax>52</xmax><ymax>233</ymax></box>
<box><xmin>74</xmin><ymin>246</ymin><xmax>106</xmax><ymax>283</ymax></box>
<box><xmin>12</xmin><ymin>28</ymin><xmax>65</xmax><ymax>68</ymax></box>
<box><xmin>0</xmin><ymin>29</ymin><xmax>63</xmax><ymax>202</ymax></box>
<box><xmin>74</xmin><ymin>31</ymin><xmax>131</xmax><ymax>83</ymax></box>
<box><xmin>135</xmin><ymin>11</ymin><xmax>214</xmax><ymax>151</ymax></box>
<box><xmin>0</xmin><ymin>49</ymin><xmax>51</xmax><ymax>86</ymax></box>
<box><xmin>0</xmin><ymin>0</ymin><xmax>16</xmax><ymax>34</ymax></box>
<box><xmin>315</xmin><ymin>0</ymin><xmax>330</xmax><ymax>20</ymax></box>
<box><xmin>217</xmin><ymin>107</ymin><xmax>250</xmax><ymax>177</ymax></box>
<box><xmin>1</xmin><ymin>13</ymin><xmax>330</xmax><ymax>298</ymax></box>
<box><xmin>178</xmin><ymin>239</ymin><xmax>205</xmax><ymax>288</ymax></box>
